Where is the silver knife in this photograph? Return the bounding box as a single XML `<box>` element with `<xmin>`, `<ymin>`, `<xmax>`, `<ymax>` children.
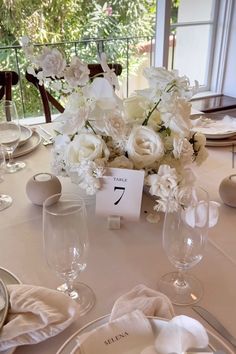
<box><xmin>39</xmin><ymin>125</ymin><xmax>55</xmax><ymax>142</ymax></box>
<box><xmin>192</xmin><ymin>305</ymin><xmax>236</xmax><ymax>349</ymax></box>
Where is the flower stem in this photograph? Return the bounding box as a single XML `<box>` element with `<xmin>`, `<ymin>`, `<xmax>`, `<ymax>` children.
<box><xmin>142</xmin><ymin>82</ymin><xmax>176</xmax><ymax>126</ymax></box>
<box><xmin>85</xmin><ymin>120</ymin><xmax>96</xmax><ymax>134</ymax></box>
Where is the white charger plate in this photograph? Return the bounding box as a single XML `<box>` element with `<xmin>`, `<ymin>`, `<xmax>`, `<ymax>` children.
<box><xmin>0</xmin><ymin>267</ymin><xmax>21</xmax><ymax>354</ymax></box>
<box><xmin>19</xmin><ymin>125</ymin><xmax>33</xmax><ymax>147</ymax></box>
<box><xmin>13</xmin><ymin>130</ymin><xmax>41</xmax><ymax>158</ymax></box>
<box><xmin>56</xmin><ymin>314</ymin><xmax>234</xmax><ymax>354</ymax></box>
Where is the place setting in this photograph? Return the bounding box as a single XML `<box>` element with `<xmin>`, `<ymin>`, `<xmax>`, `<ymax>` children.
<box><xmin>191</xmin><ymin>114</ymin><xmax>236</xmax><ymax>147</ymax></box>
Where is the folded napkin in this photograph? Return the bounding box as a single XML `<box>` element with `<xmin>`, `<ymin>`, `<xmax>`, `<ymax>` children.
<box><xmin>145</xmin><ymin>315</ymin><xmax>209</xmax><ymax>354</ymax></box>
<box><xmin>192</xmin><ymin>115</ymin><xmax>236</xmax><ymax>133</ymax></box>
<box><xmin>76</xmin><ymin>310</ymin><xmax>154</xmax><ymax>354</ymax></box>
<box><xmin>182</xmin><ymin>200</ymin><xmax>220</xmax><ymax>228</ymax></box>
<box><xmin>0</xmin><ymin>284</ymin><xmax>80</xmax><ymax>351</ymax></box>
<box><xmin>73</xmin><ymin>285</ymin><xmax>208</xmax><ymax>354</ymax></box>
<box><xmin>110</xmin><ymin>284</ymin><xmax>175</xmax><ymax>321</ymax></box>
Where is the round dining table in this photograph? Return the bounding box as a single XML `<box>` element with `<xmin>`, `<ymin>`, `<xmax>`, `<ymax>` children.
<box><xmin>0</xmin><ymin>124</ymin><xmax>236</xmax><ymax>353</ymax></box>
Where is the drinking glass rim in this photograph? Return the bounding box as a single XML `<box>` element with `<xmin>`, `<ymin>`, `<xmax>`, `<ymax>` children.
<box><xmin>43</xmin><ymin>193</ymin><xmax>86</xmax><ymax>216</ymax></box>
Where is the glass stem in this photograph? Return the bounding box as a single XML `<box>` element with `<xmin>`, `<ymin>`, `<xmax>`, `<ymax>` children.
<box><xmin>7</xmin><ymin>151</ymin><xmax>14</xmax><ymax>167</ymax></box>
<box><xmin>175</xmin><ymin>269</ymin><xmax>188</xmax><ymax>288</ymax></box>
<box><xmin>65</xmin><ymin>279</ymin><xmax>80</xmax><ymax>300</ymax></box>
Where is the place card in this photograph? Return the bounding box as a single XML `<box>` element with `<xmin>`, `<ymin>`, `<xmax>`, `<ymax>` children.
<box><xmin>76</xmin><ymin>310</ymin><xmax>154</xmax><ymax>354</ymax></box>
<box><xmin>96</xmin><ymin>167</ymin><xmax>145</xmax><ymax>221</ymax></box>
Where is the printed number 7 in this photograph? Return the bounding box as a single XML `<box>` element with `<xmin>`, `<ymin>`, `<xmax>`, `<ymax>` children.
<box><xmin>114</xmin><ymin>186</ymin><xmax>125</xmax><ymax>205</ymax></box>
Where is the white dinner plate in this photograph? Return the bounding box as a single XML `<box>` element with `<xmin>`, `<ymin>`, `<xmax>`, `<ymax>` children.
<box><xmin>19</xmin><ymin>125</ymin><xmax>33</xmax><ymax>147</ymax></box>
<box><xmin>191</xmin><ymin>115</ymin><xmax>236</xmax><ymax>139</ymax></box>
<box><xmin>206</xmin><ymin>138</ymin><xmax>236</xmax><ymax>147</ymax></box>
<box><xmin>0</xmin><ymin>267</ymin><xmax>21</xmax><ymax>354</ymax></box>
<box><xmin>201</xmin><ymin>130</ymin><xmax>236</xmax><ymax>140</ymax></box>
<box><xmin>12</xmin><ymin>130</ymin><xmax>41</xmax><ymax>158</ymax></box>
<box><xmin>56</xmin><ymin>314</ymin><xmax>234</xmax><ymax>354</ymax></box>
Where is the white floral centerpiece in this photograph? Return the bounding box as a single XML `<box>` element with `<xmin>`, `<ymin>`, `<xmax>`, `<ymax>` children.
<box><xmin>21</xmin><ymin>36</ymin><xmax>208</xmax><ymax>215</ymax></box>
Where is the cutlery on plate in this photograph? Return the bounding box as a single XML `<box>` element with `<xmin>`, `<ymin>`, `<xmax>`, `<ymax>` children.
<box><xmin>34</xmin><ymin>127</ymin><xmax>54</xmax><ymax>146</ymax></box>
<box><xmin>0</xmin><ymin>278</ymin><xmax>9</xmax><ymax>330</ymax></box>
<box><xmin>39</xmin><ymin>125</ymin><xmax>55</xmax><ymax>142</ymax></box>
<box><xmin>192</xmin><ymin>305</ymin><xmax>236</xmax><ymax>349</ymax></box>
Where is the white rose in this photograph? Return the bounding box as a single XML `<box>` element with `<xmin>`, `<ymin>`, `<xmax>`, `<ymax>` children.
<box><xmin>104</xmin><ymin>113</ymin><xmax>126</xmax><ymax>138</ymax></box>
<box><xmin>64</xmin><ymin>56</ymin><xmax>90</xmax><ymax>87</ymax></box>
<box><xmin>36</xmin><ymin>47</ymin><xmax>66</xmax><ymax>77</ymax></box>
<box><xmin>127</xmin><ymin>126</ymin><xmax>164</xmax><ymax>169</ymax></box>
<box><xmin>109</xmin><ymin>156</ymin><xmax>134</xmax><ymax>169</ymax></box>
<box><xmin>66</xmin><ymin>133</ymin><xmax>109</xmax><ymax>164</ymax></box>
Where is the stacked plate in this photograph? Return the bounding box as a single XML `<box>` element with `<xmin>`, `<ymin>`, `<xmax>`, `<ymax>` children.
<box><xmin>11</xmin><ymin>125</ymin><xmax>41</xmax><ymax>158</ymax></box>
<box><xmin>191</xmin><ymin>115</ymin><xmax>236</xmax><ymax>147</ymax></box>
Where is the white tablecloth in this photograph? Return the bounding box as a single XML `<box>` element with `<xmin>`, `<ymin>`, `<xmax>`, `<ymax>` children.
<box><xmin>0</xmin><ymin>127</ymin><xmax>236</xmax><ymax>353</ymax></box>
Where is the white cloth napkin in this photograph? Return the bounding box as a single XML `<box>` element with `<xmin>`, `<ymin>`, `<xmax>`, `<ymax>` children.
<box><xmin>192</xmin><ymin>115</ymin><xmax>236</xmax><ymax>134</ymax></box>
<box><xmin>145</xmin><ymin>315</ymin><xmax>209</xmax><ymax>354</ymax></box>
<box><xmin>73</xmin><ymin>285</ymin><xmax>208</xmax><ymax>354</ymax></box>
<box><xmin>110</xmin><ymin>284</ymin><xmax>175</xmax><ymax>321</ymax></box>
<box><xmin>0</xmin><ymin>284</ymin><xmax>80</xmax><ymax>351</ymax></box>
<box><xmin>182</xmin><ymin>200</ymin><xmax>220</xmax><ymax>228</ymax></box>
<box><xmin>75</xmin><ymin>310</ymin><xmax>154</xmax><ymax>354</ymax></box>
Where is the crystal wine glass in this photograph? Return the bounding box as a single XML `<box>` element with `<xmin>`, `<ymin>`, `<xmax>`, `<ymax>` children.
<box><xmin>43</xmin><ymin>193</ymin><xmax>95</xmax><ymax>315</ymax></box>
<box><xmin>0</xmin><ymin>100</ymin><xmax>25</xmax><ymax>173</ymax></box>
<box><xmin>159</xmin><ymin>186</ymin><xmax>209</xmax><ymax>306</ymax></box>
<box><xmin>0</xmin><ymin>147</ymin><xmax>12</xmax><ymax>211</ymax></box>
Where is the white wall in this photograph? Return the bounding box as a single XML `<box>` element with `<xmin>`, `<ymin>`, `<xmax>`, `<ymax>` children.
<box><xmin>222</xmin><ymin>1</ymin><xmax>236</xmax><ymax>97</ymax></box>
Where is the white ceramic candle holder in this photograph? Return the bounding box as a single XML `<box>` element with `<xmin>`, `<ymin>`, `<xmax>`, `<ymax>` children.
<box><xmin>219</xmin><ymin>174</ymin><xmax>236</xmax><ymax>207</ymax></box>
<box><xmin>26</xmin><ymin>173</ymin><xmax>62</xmax><ymax>206</ymax></box>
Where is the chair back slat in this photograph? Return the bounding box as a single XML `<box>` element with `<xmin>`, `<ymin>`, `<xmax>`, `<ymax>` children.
<box><xmin>0</xmin><ymin>71</ymin><xmax>19</xmax><ymax>99</ymax></box>
<box><xmin>0</xmin><ymin>71</ymin><xmax>19</xmax><ymax>121</ymax></box>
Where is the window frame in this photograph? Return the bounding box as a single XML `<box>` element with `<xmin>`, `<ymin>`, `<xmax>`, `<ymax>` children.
<box><xmin>154</xmin><ymin>0</ymin><xmax>234</xmax><ymax>97</ymax></box>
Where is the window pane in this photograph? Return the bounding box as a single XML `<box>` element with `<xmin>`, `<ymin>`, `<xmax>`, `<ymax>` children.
<box><xmin>171</xmin><ymin>24</ymin><xmax>212</xmax><ymax>86</ymax></box>
<box><xmin>171</xmin><ymin>0</ymin><xmax>215</xmax><ymax>23</ymax></box>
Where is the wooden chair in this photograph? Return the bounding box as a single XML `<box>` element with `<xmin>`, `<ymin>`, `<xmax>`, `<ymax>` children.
<box><xmin>0</xmin><ymin>71</ymin><xmax>19</xmax><ymax>101</ymax></box>
<box><xmin>0</xmin><ymin>71</ymin><xmax>19</xmax><ymax>121</ymax></box>
<box><xmin>26</xmin><ymin>63</ymin><xmax>122</xmax><ymax>123</ymax></box>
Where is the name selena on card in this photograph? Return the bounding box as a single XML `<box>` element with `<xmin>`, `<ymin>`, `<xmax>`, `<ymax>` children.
<box><xmin>104</xmin><ymin>331</ymin><xmax>129</xmax><ymax>345</ymax></box>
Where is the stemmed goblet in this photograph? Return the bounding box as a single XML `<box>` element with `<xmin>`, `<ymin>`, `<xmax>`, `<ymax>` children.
<box><xmin>0</xmin><ymin>147</ymin><xmax>12</xmax><ymax>211</ymax></box>
<box><xmin>159</xmin><ymin>186</ymin><xmax>209</xmax><ymax>306</ymax></box>
<box><xmin>43</xmin><ymin>193</ymin><xmax>95</xmax><ymax>316</ymax></box>
<box><xmin>0</xmin><ymin>100</ymin><xmax>25</xmax><ymax>173</ymax></box>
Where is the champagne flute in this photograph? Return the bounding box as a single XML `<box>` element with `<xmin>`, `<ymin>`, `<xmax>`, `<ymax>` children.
<box><xmin>0</xmin><ymin>147</ymin><xmax>12</xmax><ymax>211</ymax></box>
<box><xmin>43</xmin><ymin>193</ymin><xmax>95</xmax><ymax>316</ymax></box>
<box><xmin>0</xmin><ymin>100</ymin><xmax>25</xmax><ymax>173</ymax></box>
<box><xmin>159</xmin><ymin>186</ymin><xmax>209</xmax><ymax>306</ymax></box>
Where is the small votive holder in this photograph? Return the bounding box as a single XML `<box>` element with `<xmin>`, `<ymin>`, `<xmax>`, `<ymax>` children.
<box><xmin>219</xmin><ymin>174</ymin><xmax>236</xmax><ymax>207</ymax></box>
<box><xmin>26</xmin><ymin>173</ymin><xmax>62</xmax><ymax>206</ymax></box>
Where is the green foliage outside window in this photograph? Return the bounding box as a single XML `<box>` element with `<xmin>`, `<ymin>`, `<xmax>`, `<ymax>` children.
<box><xmin>0</xmin><ymin>0</ymin><xmax>157</xmax><ymax>119</ymax></box>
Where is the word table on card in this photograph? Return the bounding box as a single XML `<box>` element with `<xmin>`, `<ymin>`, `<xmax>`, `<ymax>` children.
<box><xmin>96</xmin><ymin>168</ymin><xmax>145</xmax><ymax>225</ymax></box>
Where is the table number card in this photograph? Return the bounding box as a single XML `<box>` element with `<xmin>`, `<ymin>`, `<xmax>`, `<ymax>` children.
<box><xmin>96</xmin><ymin>168</ymin><xmax>145</xmax><ymax>220</ymax></box>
